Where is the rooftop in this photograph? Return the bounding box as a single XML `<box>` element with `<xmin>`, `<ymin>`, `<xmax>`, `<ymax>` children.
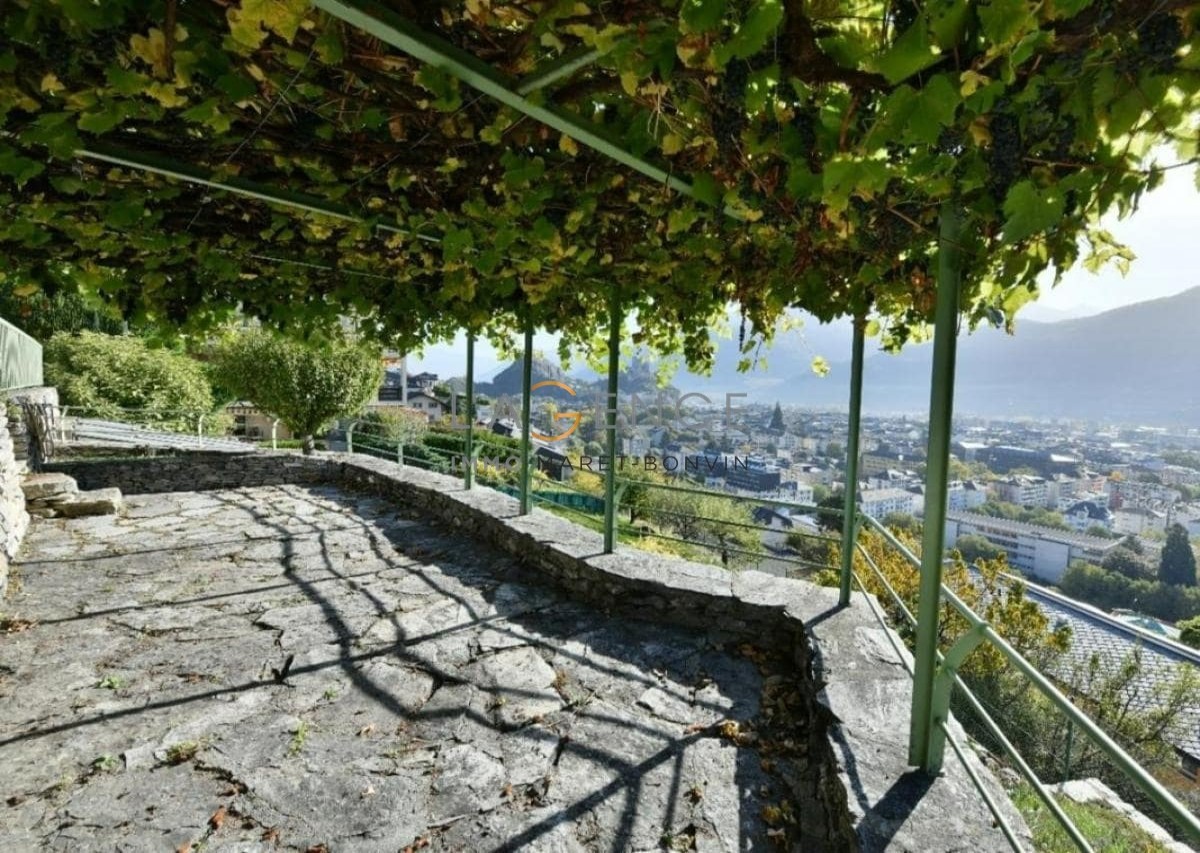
<box><xmin>947</xmin><ymin>511</ymin><xmax>1122</xmax><ymax>551</ymax></box>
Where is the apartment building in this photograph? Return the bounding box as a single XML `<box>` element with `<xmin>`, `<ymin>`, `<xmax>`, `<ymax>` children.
<box><xmin>859</xmin><ymin>488</ymin><xmax>917</xmax><ymax>520</ymax></box>
<box><xmin>944</xmin><ymin>511</ymin><xmax>1121</xmax><ymax>583</ymax></box>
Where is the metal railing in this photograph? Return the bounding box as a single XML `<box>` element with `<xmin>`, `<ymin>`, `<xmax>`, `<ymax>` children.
<box><xmin>851</xmin><ymin>512</ymin><xmax>1200</xmax><ymax>851</ymax></box>
<box><xmin>0</xmin><ymin>316</ymin><xmax>43</xmax><ymax>391</ymax></box>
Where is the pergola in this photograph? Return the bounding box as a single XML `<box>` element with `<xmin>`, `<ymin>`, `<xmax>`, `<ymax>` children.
<box><xmin>3</xmin><ymin>1</ymin><xmax>1199</xmax><ymax>842</ymax></box>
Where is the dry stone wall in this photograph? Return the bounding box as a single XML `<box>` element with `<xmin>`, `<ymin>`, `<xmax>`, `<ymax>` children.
<box><xmin>0</xmin><ymin>420</ymin><xmax>29</xmax><ymax>597</ymax></box>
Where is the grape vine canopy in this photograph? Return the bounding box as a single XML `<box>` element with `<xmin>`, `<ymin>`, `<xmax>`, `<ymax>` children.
<box><xmin>0</xmin><ymin>0</ymin><xmax>1196</xmax><ymax>365</ymax></box>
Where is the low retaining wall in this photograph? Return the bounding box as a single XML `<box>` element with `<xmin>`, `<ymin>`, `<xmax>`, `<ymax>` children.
<box><xmin>0</xmin><ymin>420</ymin><xmax>29</xmax><ymax>597</ymax></box>
<box><xmin>5</xmin><ymin>387</ymin><xmax>58</xmax><ymax>467</ymax></box>
<box><xmin>43</xmin><ymin>450</ymin><xmax>1029</xmax><ymax>852</ymax></box>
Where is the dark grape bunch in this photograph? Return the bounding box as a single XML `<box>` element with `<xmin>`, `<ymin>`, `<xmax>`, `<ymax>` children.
<box><xmin>711</xmin><ymin>61</ymin><xmax>749</xmax><ymax>160</ymax></box>
<box><xmin>987</xmin><ymin>111</ymin><xmax>1024</xmax><ymax>200</ymax></box>
<box><xmin>791</xmin><ymin>106</ymin><xmax>818</xmax><ymax>156</ymax></box>
<box><xmin>720</xmin><ymin>61</ymin><xmax>749</xmax><ymax>107</ymax></box>
<box><xmin>711</xmin><ymin>101</ymin><xmax>746</xmax><ymax>159</ymax></box>
<box><xmin>889</xmin><ymin>0</ymin><xmax>919</xmax><ymax>36</ymax></box>
<box><xmin>936</xmin><ymin>128</ymin><xmax>964</xmax><ymax>158</ymax></box>
<box><xmin>1137</xmin><ymin>13</ymin><xmax>1184</xmax><ymax>71</ymax></box>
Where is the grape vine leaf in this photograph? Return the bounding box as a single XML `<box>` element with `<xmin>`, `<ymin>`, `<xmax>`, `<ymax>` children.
<box><xmin>1002</xmin><ymin>180</ymin><xmax>1065</xmax><ymax>243</ymax></box>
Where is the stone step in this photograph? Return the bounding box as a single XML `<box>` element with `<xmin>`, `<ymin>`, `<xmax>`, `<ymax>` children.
<box><xmin>54</xmin><ymin>488</ymin><xmax>124</xmax><ymax>519</ymax></box>
<box><xmin>21</xmin><ymin>472</ymin><xmax>78</xmax><ymax>502</ymax></box>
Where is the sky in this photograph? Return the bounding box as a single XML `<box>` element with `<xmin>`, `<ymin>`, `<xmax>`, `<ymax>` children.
<box><xmin>1026</xmin><ymin>162</ymin><xmax>1199</xmax><ymax>320</ymax></box>
<box><xmin>410</xmin><ymin>161</ymin><xmax>1199</xmax><ymax>378</ymax></box>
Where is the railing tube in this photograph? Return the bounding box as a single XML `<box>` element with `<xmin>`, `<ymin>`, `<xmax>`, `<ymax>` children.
<box><xmin>196</xmin><ymin>414</ymin><xmax>205</xmax><ymax>446</ymax></box>
<box><xmin>346</xmin><ymin>420</ymin><xmax>359</xmax><ymax>455</ymax></box>
<box><xmin>271</xmin><ymin>418</ymin><xmax>280</xmax><ymax>450</ymax></box>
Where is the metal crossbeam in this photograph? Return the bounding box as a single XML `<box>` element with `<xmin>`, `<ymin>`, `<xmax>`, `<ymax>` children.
<box><xmin>516</xmin><ymin>46</ymin><xmax>606</xmax><ymax>95</ymax></box>
<box><xmin>312</xmin><ymin>0</ymin><xmax>741</xmax><ymax>219</ymax></box>
<box><xmin>76</xmin><ymin>143</ymin><xmax>433</xmax><ymax>241</ymax></box>
<box><xmin>515</xmin><ymin>22</ymin><xmax>665</xmax><ymax>95</ymax></box>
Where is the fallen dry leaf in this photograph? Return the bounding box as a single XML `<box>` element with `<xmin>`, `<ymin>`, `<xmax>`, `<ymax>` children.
<box><xmin>357</xmin><ymin>724</ymin><xmax>376</xmax><ymax>737</ymax></box>
<box><xmin>209</xmin><ymin>805</ymin><xmax>227</xmax><ymax>830</ymax></box>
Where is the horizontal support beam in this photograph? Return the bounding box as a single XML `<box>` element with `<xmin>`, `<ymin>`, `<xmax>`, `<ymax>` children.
<box><xmin>515</xmin><ymin>23</ymin><xmax>666</xmax><ymax>95</ymax></box>
<box><xmin>313</xmin><ymin>0</ymin><xmax>742</xmax><ymax>220</ymax></box>
<box><xmin>76</xmin><ymin>142</ymin><xmax>437</xmax><ymax>243</ymax></box>
<box><xmin>516</xmin><ymin>46</ymin><xmax>606</xmax><ymax>95</ymax></box>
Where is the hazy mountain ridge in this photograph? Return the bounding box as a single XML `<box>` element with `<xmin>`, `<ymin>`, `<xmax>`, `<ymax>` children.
<box><xmin>675</xmin><ymin>287</ymin><xmax>1200</xmax><ymax>425</ymax></box>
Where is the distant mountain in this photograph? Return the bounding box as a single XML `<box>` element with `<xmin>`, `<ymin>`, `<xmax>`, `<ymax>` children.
<box><xmin>752</xmin><ymin>286</ymin><xmax>1200</xmax><ymax>425</ymax></box>
<box><xmin>475</xmin><ymin>353</ymin><xmax>577</xmax><ymax>401</ymax></box>
<box><xmin>453</xmin><ymin>288</ymin><xmax>1199</xmax><ymax>425</ymax></box>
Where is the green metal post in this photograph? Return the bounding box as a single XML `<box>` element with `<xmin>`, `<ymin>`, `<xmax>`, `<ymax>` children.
<box><xmin>909</xmin><ymin>203</ymin><xmax>964</xmax><ymax>772</ymax></box>
<box><xmin>838</xmin><ymin>315</ymin><xmax>867</xmax><ymax>606</ymax></box>
<box><xmin>603</xmin><ymin>290</ymin><xmax>621</xmax><ymax>553</ymax></box>
<box><xmin>465</xmin><ymin>332</ymin><xmax>475</xmax><ymax>489</ymax></box>
<box><xmin>519</xmin><ymin>322</ymin><xmax>534</xmax><ymax>515</ymax></box>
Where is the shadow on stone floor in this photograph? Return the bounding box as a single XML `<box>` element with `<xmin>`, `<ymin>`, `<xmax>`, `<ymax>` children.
<box><xmin>1</xmin><ymin>484</ymin><xmax>824</xmax><ymax>851</ymax></box>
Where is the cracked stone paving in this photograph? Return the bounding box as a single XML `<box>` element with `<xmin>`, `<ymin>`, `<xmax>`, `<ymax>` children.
<box><xmin>0</xmin><ymin>485</ymin><xmax>817</xmax><ymax>851</ymax></box>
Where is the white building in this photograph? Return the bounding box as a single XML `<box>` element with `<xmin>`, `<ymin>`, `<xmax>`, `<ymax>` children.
<box><xmin>1112</xmin><ymin>506</ymin><xmax>1168</xmax><ymax>536</ymax></box>
<box><xmin>1063</xmin><ymin>500</ymin><xmax>1113</xmax><ymax>533</ymax></box>
<box><xmin>944</xmin><ymin>512</ymin><xmax>1120</xmax><ymax>583</ymax></box>
<box><xmin>993</xmin><ymin>475</ymin><xmax>1049</xmax><ymax>508</ymax></box>
<box><xmin>859</xmin><ymin>488</ymin><xmax>917</xmax><ymax>520</ymax></box>
<box><xmin>377</xmin><ymin>391</ymin><xmax>445</xmax><ymax>421</ymax></box>
<box><xmin>948</xmin><ymin>480</ymin><xmax>988</xmax><ymax>512</ymax></box>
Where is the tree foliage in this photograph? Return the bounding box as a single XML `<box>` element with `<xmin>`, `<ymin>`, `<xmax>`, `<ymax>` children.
<box><xmin>1100</xmin><ymin>547</ymin><xmax>1150</xmax><ymax>580</ymax></box>
<box><xmin>1060</xmin><ymin>562</ymin><xmax>1200</xmax><ymax>624</ymax></box>
<box><xmin>883</xmin><ymin>511</ymin><xmax>920</xmax><ymax>534</ymax></box>
<box><xmin>978</xmin><ymin>499</ymin><xmax>1069</xmax><ymax>530</ymax></box>
<box><xmin>769</xmin><ymin>402</ymin><xmax>785</xmax><ymax>432</ymax></box>
<box><xmin>954</xmin><ymin>533</ymin><xmax>1005</xmax><ymax>564</ymax></box>
<box><xmin>620</xmin><ymin>465</ymin><xmax>762</xmax><ymax>566</ymax></box>
<box><xmin>0</xmin><ymin>287</ymin><xmax>124</xmax><ymax>342</ymax></box>
<box><xmin>1</xmin><ymin>1</ymin><xmax>1196</xmax><ymax>364</ymax></box>
<box><xmin>45</xmin><ymin>331</ymin><xmax>216</xmax><ymax>427</ymax></box>
<box><xmin>214</xmin><ymin>331</ymin><xmax>381</xmax><ymax>453</ymax></box>
<box><xmin>354</xmin><ymin>408</ymin><xmax>429</xmax><ymax>460</ymax></box>
<box><xmin>815</xmin><ymin>493</ymin><xmax>844</xmax><ymax>531</ymax></box>
<box><xmin>1159</xmin><ymin>523</ymin><xmax>1198</xmax><ymax>587</ymax></box>
<box><xmin>1179</xmin><ymin>616</ymin><xmax>1200</xmax><ymax>650</ymax></box>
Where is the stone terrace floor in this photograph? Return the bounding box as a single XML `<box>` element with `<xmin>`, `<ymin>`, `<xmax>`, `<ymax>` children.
<box><xmin>0</xmin><ymin>485</ymin><xmax>815</xmax><ymax>852</ymax></box>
